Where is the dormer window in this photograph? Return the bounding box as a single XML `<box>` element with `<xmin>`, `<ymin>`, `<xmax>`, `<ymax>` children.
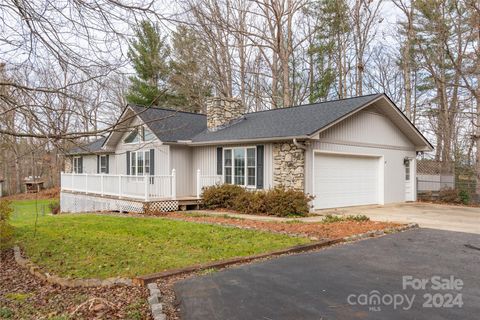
<box><xmin>124</xmin><ymin>127</ymin><xmax>155</xmax><ymax>144</ymax></box>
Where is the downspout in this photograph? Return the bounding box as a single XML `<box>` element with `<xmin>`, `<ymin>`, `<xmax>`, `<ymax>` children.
<box><xmin>293</xmin><ymin>138</ymin><xmax>307</xmax><ymax>150</ymax></box>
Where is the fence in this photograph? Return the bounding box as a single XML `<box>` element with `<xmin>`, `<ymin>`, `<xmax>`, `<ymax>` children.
<box><xmin>416</xmin><ymin>160</ymin><xmax>477</xmax><ymax>199</ymax></box>
<box><xmin>61</xmin><ymin>171</ymin><xmax>176</xmax><ymax>200</ymax></box>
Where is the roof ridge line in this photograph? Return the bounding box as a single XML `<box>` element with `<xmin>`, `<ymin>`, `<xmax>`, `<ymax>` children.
<box><xmin>245</xmin><ymin>93</ymin><xmax>383</xmax><ymax>115</ymax></box>
<box><xmin>128</xmin><ymin>104</ymin><xmax>206</xmax><ymax>116</ymax></box>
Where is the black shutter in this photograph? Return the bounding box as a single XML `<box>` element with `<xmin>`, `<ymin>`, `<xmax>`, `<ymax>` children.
<box><xmin>79</xmin><ymin>156</ymin><xmax>83</xmax><ymax>174</ymax></box>
<box><xmin>150</xmin><ymin>149</ymin><xmax>155</xmax><ymax>175</ymax></box>
<box><xmin>106</xmin><ymin>155</ymin><xmax>110</xmax><ymax>174</ymax></box>
<box><xmin>256</xmin><ymin>145</ymin><xmax>264</xmax><ymax>189</ymax></box>
<box><xmin>216</xmin><ymin>147</ymin><xmax>223</xmax><ymax>175</ymax></box>
<box><xmin>97</xmin><ymin>155</ymin><xmax>100</xmax><ymax>173</ymax></box>
<box><xmin>126</xmin><ymin>151</ymin><xmax>130</xmax><ymax>175</ymax></box>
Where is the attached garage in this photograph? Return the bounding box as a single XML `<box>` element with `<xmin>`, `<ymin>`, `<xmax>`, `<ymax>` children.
<box><xmin>313</xmin><ymin>152</ymin><xmax>383</xmax><ymax>209</ymax></box>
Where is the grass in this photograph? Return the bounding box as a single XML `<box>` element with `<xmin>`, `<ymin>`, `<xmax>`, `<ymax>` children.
<box><xmin>9</xmin><ymin>199</ymin><xmax>310</xmax><ymax>279</ymax></box>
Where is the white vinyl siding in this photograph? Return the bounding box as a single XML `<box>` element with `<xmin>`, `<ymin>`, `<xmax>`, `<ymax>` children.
<box><xmin>169</xmin><ymin>145</ymin><xmax>193</xmax><ymax>197</ymax></box>
<box><xmin>305</xmin><ymin>108</ymin><xmax>417</xmax><ymax>206</ymax></box>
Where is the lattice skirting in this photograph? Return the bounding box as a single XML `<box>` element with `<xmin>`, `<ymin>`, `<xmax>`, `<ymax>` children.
<box><xmin>144</xmin><ymin>200</ymin><xmax>179</xmax><ymax>214</ymax></box>
<box><xmin>60</xmin><ymin>192</ymin><xmax>180</xmax><ymax>213</ymax></box>
<box><xmin>61</xmin><ymin>192</ymin><xmax>144</xmax><ymax>213</ymax></box>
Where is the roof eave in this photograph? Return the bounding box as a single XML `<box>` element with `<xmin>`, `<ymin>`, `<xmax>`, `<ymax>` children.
<box><xmin>189</xmin><ymin>135</ymin><xmax>310</xmax><ymax>146</ymax></box>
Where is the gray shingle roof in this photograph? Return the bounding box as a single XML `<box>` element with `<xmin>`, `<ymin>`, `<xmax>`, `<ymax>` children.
<box><xmin>129</xmin><ymin>105</ymin><xmax>206</xmax><ymax>142</ymax></box>
<box><xmin>68</xmin><ymin>137</ymin><xmax>108</xmax><ymax>155</ymax></box>
<box><xmin>192</xmin><ymin>94</ymin><xmax>383</xmax><ymax>143</ymax></box>
<box><xmin>68</xmin><ymin>93</ymin><xmax>394</xmax><ymax>154</ymax></box>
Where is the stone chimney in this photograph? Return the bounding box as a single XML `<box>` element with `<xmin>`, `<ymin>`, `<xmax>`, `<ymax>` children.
<box><xmin>206</xmin><ymin>97</ymin><xmax>245</xmax><ymax>131</ymax></box>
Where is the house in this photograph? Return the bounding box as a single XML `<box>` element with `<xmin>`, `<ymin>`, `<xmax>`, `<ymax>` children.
<box><xmin>60</xmin><ymin>93</ymin><xmax>433</xmax><ymax>213</ymax></box>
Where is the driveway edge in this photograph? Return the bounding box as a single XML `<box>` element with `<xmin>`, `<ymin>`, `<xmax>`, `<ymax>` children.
<box><xmin>134</xmin><ymin>238</ymin><xmax>344</xmax><ymax>286</ymax></box>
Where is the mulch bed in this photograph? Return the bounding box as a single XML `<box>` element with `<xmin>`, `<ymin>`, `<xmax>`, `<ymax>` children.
<box><xmin>163</xmin><ymin>212</ymin><xmax>400</xmax><ymax>239</ymax></box>
<box><xmin>0</xmin><ymin>250</ymin><xmax>151</xmax><ymax>320</ymax></box>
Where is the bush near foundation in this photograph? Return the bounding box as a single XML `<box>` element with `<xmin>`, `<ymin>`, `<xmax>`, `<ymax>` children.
<box><xmin>0</xmin><ymin>200</ymin><xmax>14</xmax><ymax>250</ymax></box>
<box><xmin>201</xmin><ymin>184</ymin><xmax>245</xmax><ymax>210</ymax></box>
<box><xmin>202</xmin><ymin>184</ymin><xmax>313</xmax><ymax>217</ymax></box>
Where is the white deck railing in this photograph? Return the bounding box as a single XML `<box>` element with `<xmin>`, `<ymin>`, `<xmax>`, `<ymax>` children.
<box><xmin>61</xmin><ymin>170</ymin><xmax>176</xmax><ymax>201</ymax></box>
<box><xmin>196</xmin><ymin>169</ymin><xmax>223</xmax><ymax>198</ymax></box>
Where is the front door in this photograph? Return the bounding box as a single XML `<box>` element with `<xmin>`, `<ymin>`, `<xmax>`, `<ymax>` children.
<box><xmin>405</xmin><ymin>159</ymin><xmax>415</xmax><ymax>201</ymax></box>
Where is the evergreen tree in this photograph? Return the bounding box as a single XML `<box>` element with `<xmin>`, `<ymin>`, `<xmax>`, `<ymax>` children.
<box><xmin>169</xmin><ymin>26</ymin><xmax>212</xmax><ymax>113</ymax></box>
<box><xmin>126</xmin><ymin>20</ymin><xmax>172</xmax><ymax>106</ymax></box>
<box><xmin>307</xmin><ymin>0</ymin><xmax>350</xmax><ymax>102</ymax></box>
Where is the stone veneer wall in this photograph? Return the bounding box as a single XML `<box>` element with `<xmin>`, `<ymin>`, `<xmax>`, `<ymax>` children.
<box><xmin>207</xmin><ymin>97</ymin><xmax>244</xmax><ymax>131</ymax></box>
<box><xmin>273</xmin><ymin>142</ymin><xmax>305</xmax><ymax>190</ymax></box>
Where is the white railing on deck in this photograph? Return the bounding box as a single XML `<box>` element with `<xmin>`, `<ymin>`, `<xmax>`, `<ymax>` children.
<box><xmin>61</xmin><ymin>170</ymin><xmax>176</xmax><ymax>200</ymax></box>
<box><xmin>196</xmin><ymin>169</ymin><xmax>223</xmax><ymax>198</ymax></box>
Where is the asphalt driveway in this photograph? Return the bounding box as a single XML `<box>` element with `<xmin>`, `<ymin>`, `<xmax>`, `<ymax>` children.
<box><xmin>175</xmin><ymin>229</ymin><xmax>480</xmax><ymax>320</ymax></box>
<box><xmin>317</xmin><ymin>202</ymin><xmax>480</xmax><ymax>234</ymax></box>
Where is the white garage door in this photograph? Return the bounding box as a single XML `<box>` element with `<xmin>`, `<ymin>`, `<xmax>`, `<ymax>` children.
<box><xmin>314</xmin><ymin>153</ymin><xmax>381</xmax><ymax>209</ymax></box>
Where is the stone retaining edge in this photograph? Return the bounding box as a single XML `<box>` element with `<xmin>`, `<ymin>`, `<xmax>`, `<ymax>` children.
<box><xmin>13</xmin><ymin>246</ymin><xmax>134</xmax><ymax>288</ymax></box>
<box><xmin>343</xmin><ymin>223</ymin><xmax>419</xmax><ymax>241</ymax></box>
<box><xmin>146</xmin><ymin>282</ymin><xmax>167</xmax><ymax>320</ymax></box>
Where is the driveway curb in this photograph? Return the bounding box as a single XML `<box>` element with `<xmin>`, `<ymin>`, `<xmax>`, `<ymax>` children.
<box><xmin>134</xmin><ymin>238</ymin><xmax>344</xmax><ymax>285</ymax></box>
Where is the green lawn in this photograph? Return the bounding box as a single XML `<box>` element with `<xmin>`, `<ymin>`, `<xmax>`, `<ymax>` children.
<box><xmin>10</xmin><ymin>199</ymin><xmax>310</xmax><ymax>279</ymax></box>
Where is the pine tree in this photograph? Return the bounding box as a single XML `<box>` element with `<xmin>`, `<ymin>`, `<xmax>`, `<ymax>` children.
<box><xmin>126</xmin><ymin>20</ymin><xmax>172</xmax><ymax>106</ymax></box>
<box><xmin>169</xmin><ymin>26</ymin><xmax>212</xmax><ymax>113</ymax></box>
<box><xmin>307</xmin><ymin>0</ymin><xmax>350</xmax><ymax>102</ymax></box>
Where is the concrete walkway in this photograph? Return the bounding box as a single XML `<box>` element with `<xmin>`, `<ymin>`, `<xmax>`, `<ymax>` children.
<box><xmin>318</xmin><ymin>202</ymin><xmax>480</xmax><ymax>234</ymax></box>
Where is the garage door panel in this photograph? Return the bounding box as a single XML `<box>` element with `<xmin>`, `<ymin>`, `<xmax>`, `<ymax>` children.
<box><xmin>314</xmin><ymin>153</ymin><xmax>380</xmax><ymax>209</ymax></box>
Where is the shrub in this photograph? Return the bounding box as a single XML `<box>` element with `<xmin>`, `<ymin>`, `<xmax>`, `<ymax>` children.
<box><xmin>346</xmin><ymin>214</ymin><xmax>370</xmax><ymax>222</ymax></box>
<box><xmin>202</xmin><ymin>184</ymin><xmax>313</xmax><ymax>217</ymax></box>
<box><xmin>322</xmin><ymin>214</ymin><xmax>370</xmax><ymax>223</ymax></box>
<box><xmin>263</xmin><ymin>187</ymin><xmax>313</xmax><ymax>217</ymax></box>
<box><xmin>233</xmin><ymin>191</ymin><xmax>268</xmax><ymax>214</ymax></box>
<box><xmin>438</xmin><ymin>188</ymin><xmax>472</xmax><ymax>205</ymax></box>
<box><xmin>202</xmin><ymin>184</ymin><xmax>246</xmax><ymax>210</ymax></box>
<box><xmin>438</xmin><ymin>188</ymin><xmax>460</xmax><ymax>203</ymax></box>
<box><xmin>322</xmin><ymin>214</ymin><xmax>344</xmax><ymax>223</ymax></box>
<box><xmin>0</xmin><ymin>200</ymin><xmax>14</xmax><ymax>251</ymax></box>
<box><xmin>49</xmin><ymin>201</ymin><xmax>61</xmax><ymax>215</ymax></box>
<box><xmin>458</xmin><ymin>189</ymin><xmax>470</xmax><ymax>205</ymax></box>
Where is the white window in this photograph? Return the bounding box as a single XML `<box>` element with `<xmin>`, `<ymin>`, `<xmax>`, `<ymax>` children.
<box><xmin>124</xmin><ymin>127</ymin><xmax>155</xmax><ymax>144</ymax></box>
<box><xmin>73</xmin><ymin>157</ymin><xmax>82</xmax><ymax>173</ymax></box>
<box><xmin>224</xmin><ymin>147</ymin><xmax>256</xmax><ymax>187</ymax></box>
<box><xmin>130</xmin><ymin>150</ymin><xmax>151</xmax><ymax>176</ymax></box>
<box><xmin>99</xmin><ymin>155</ymin><xmax>108</xmax><ymax>173</ymax></box>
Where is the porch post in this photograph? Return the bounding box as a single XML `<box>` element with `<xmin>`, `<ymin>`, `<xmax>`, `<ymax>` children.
<box><xmin>118</xmin><ymin>175</ymin><xmax>122</xmax><ymax>199</ymax></box>
<box><xmin>171</xmin><ymin>169</ymin><xmax>176</xmax><ymax>199</ymax></box>
<box><xmin>196</xmin><ymin>169</ymin><xmax>201</xmax><ymax>199</ymax></box>
<box><xmin>144</xmin><ymin>175</ymin><xmax>149</xmax><ymax>201</ymax></box>
<box><xmin>85</xmin><ymin>173</ymin><xmax>88</xmax><ymax>194</ymax></box>
<box><xmin>100</xmin><ymin>174</ymin><xmax>104</xmax><ymax>196</ymax></box>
